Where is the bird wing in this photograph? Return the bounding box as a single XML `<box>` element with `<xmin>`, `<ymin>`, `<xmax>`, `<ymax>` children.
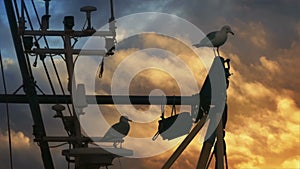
<box><xmin>193</xmin><ymin>31</ymin><xmax>217</xmax><ymax>47</ymax></box>
<box><xmin>206</xmin><ymin>31</ymin><xmax>217</xmax><ymax>41</ymax></box>
<box><xmin>210</xmin><ymin>31</ymin><xmax>228</xmax><ymax>47</ymax></box>
<box><xmin>101</xmin><ymin>122</ymin><xmax>130</xmax><ymax>141</ymax></box>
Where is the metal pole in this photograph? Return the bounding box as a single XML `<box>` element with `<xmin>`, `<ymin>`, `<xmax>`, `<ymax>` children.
<box><xmin>196</xmin><ymin>112</ymin><xmax>217</xmax><ymax>169</ymax></box>
<box><xmin>109</xmin><ymin>0</ymin><xmax>115</xmax><ymax>21</ymax></box>
<box><xmin>196</xmin><ymin>141</ymin><xmax>214</xmax><ymax>169</ymax></box>
<box><xmin>215</xmin><ymin>120</ymin><xmax>224</xmax><ymax>169</ymax></box>
<box><xmin>0</xmin><ymin>94</ymin><xmax>198</xmax><ymax>105</ymax></box>
<box><xmin>3</xmin><ymin>1</ymin><xmax>54</xmax><ymax>169</ymax></box>
<box><xmin>161</xmin><ymin>115</ymin><xmax>207</xmax><ymax>169</ymax></box>
<box><xmin>64</xmin><ymin>29</ymin><xmax>83</xmax><ymax>169</ymax></box>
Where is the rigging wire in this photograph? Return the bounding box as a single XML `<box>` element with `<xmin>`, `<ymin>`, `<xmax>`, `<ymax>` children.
<box><xmin>0</xmin><ymin>52</ymin><xmax>14</xmax><ymax>169</ymax></box>
<box><xmin>49</xmin><ymin>142</ymin><xmax>69</xmax><ymax>148</ymax></box>
<box><xmin>41</xmin><ymin>59</ymin><xmax>56</xmax><ymax>95</ymax></box>
<box><xmin>12</xmin><ymin>0</ymin><xmax>20</xmax><ymax>19</ymax></box>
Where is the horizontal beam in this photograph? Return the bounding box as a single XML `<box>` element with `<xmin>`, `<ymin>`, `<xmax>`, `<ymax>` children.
<box><xmin>23</xmin><ymin>30</ymin><xmax>114</xmax><ymax>37</ymax></box>
<box><xmin>0</xmin><ymin>94</ymin><xmax>199</xmax><ymax>105</ymax></box>
<box><xmin>32</xmin><ymin>48</ymin><xmax>107</xmax><ymax>56</ymax></box>
<box><xmin>35</xmin><ymin>136</ymin><xmax>132</xmax><ymax>143</ymax></box>
<box><xmin>34</xmin><ymin>136</ymin><xmax>112</xmax><ymax>143</ymax></box>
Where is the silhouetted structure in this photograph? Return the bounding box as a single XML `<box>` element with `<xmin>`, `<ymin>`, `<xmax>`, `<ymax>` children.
<box><xmin>2</xmin><ymin>0</ymin><xmax>233</xmax><ymax>169</ymax></box>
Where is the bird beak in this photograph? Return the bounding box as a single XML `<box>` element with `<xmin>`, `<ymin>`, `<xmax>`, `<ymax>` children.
<box><xmin>230</xmin><ymin>31</ymin><xmax>234</xmax><ymax>35</ymax></box>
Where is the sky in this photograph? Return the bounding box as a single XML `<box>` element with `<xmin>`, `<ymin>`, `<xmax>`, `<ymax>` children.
<box><xmin>0</xmin><ymin>0</ymin><xmax>300</xmax><ymax>169</ymax></box>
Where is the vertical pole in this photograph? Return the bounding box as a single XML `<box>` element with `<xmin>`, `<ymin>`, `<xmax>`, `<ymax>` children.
<box><xmin>215</xmin><ymin>120</ymin><xmax>224</xmax><ymax>169</ymax></box>
<box><xmin>64</xmin><ymin>34</ymin><xmax>74</xmax><ymax>93</ymax></box>
<box><xmin>109</xmin><ymin>0</ymin><xmax>115</xmax><ymax>21</ymax></box>
<box><xmin>64</xmin><ymin>31</ymin><xmax>82</xmax><ymax>169</ymax></box>
<box><xmin>45</xmin><ymin>0</ymin><xmax>50</xmax><ymax>15</ymax></box>
<box><xmin>4</xmin><ymin>1</ymin><xmax>54</xmax><ymax>169</ymax></box>
<box><xmin>64</xmin><ymin>33</ymin><xmax>81</xmax><ymax>142</ymax></box>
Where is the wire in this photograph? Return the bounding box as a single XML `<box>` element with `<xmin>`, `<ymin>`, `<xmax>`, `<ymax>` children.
<box><xmin>0</xmin><ymin>51</ymin><xmax>14</xmax><ymax>169</ymax></box>
<box><xmin>12</xmin><ymin>0</ymin><xmax>20</xmax><ymax>19</ymax></box>
<box><xmin>30</xmin><ymin>0</ymin><xmax>41</xmax><ymax>26</ymax></box>
<box><xmin>41</xmin><ymin>60</ymin><xmax>56</xmax><ymax>95</ymax></box>
<box><xmin>49</xmin><ymin>142</ymin><xmax>68</xmax><ymax>148</ymax></box>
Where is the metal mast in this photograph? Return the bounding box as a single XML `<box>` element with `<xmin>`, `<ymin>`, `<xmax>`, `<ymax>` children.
<box><xmin>3</xmin><ymin>0</ymin><xmax>54</xmax><ymax>168</ymax></box>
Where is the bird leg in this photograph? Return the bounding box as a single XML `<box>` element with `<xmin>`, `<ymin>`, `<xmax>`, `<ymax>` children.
<box><xmin>113</xmin><ymin>141</ymin><xmax>118</xmax><ymax>148</ymax></box>
<box><xmin>217</xmin><ymin>47</ymin><xmax>220</xmax><ymax>56</ymax></box>
<box><xmin>213</xmin><ymin>48</ymin><xmax>217</xmax><ymax>56</ymax></box>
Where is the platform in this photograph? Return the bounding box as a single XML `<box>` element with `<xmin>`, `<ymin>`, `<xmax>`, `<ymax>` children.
<box><xmin>62</xmin><ymin>147</ymin><xmax>133</xmax><ymax>168</ymax></box>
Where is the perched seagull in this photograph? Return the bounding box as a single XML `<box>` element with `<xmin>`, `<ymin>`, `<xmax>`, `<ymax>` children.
<box><xmin>101</xmin><ymin>116</ymin><xmax>132</xmax><ymax>148</ymax></box>
<box><xmin>193</xmin><ymin>25</ymin><xmax>234</xmax><ymax>56</ymax></box>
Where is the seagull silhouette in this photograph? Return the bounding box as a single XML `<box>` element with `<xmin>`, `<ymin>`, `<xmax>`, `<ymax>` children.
<box><xmin>101</xmin><ymin>116</ymin><xmax>132</xmax><ymax>148</ymax></box>
<box><xmin>193</xmin><ymin>25</ymin><xmax>234</xmax><ymax>56</ymax></box>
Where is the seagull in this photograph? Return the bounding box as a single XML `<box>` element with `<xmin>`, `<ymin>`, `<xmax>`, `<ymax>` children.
<box><xmin>101</xmin><ymin>116</ymin><xmax>132</xmax><ymax>148</ymax></box>
<box><xmin>193</xmin><ymin>25</ymin><xmax>234</xmax><ymax>56</ymax></box>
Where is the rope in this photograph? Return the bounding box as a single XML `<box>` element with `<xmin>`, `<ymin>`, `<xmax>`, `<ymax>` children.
<box><xmin>0</xmin><ymin>52</ymin><xmax>14</xmax><ymax>169</ymax></box>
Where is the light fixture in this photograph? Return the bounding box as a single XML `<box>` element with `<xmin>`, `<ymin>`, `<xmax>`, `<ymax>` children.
<box><xmin>63</xmin><ymin>16</ymin><xmax>74</xmax><ymax>30</ymax></box>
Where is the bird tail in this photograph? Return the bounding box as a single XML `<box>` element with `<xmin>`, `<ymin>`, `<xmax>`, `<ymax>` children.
<box><xmin>193</xmin><ymin>43</ymin><xmax>203</xmax><ymax>48</ymax></box>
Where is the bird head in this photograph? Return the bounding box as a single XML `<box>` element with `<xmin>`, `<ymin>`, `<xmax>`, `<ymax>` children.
<box><xmin>221</xmin><ymin>25</ymin><xmax>234</xmax><ymax>35</ymax></box>
<box><xmin>120</xmin><ymin>116</ymin><xmax>132</xmax><ymax>122</ymax></box>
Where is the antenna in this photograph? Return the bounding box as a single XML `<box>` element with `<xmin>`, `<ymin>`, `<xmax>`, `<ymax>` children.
<box><xmin>109</xmin><ymin>0</ymin><xmax>115</xmax><ymax>22</ymax></box>
<box><xmin>80</xmin><ymin>6</ymin><xmax>97</xmax><ymax>30</ymax></box>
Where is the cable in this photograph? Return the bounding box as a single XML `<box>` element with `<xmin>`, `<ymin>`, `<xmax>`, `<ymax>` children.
<box><xmin>0</xmin><ymin>52</ymin><xmax>14</xmax><ymax>169</ymax></box>
<box><xmin>30</xmin><ymin>0</ymin><xmax>41</xmax><ymax>26</ymax></box>
<box><xmin>49</xmin><ymin>142</ymin><xmax>68</xmax><ymax>148</ymax></box>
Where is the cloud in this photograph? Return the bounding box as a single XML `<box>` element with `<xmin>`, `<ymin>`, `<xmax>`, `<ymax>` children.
<box><xmin>224</xmin><ymin>49</ymin><xmax>300</xmax><ymax>168</ymax></box>
<box><xmin>0</xmin><ymin>130</ymin><xmax>43</xmax><ymax>169</ymax></box>
<box><xmin>0</xmin><ymin>130</ymin><xmax>30</xmax><ymax>149</ymax></box>
<box><xmin>258</xmin><ymin>56</ymin><xmax>280</xmax><ymax>74</ymax></box>
<box><xmin>281</xmin><ymin>156</ymin><xmax>300</xmax><ymax>168</ymax></box>
<box><xmin>0</xmin><ymin>57</ymin><xmax>15</xmax><ymax>70</ymax></box>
